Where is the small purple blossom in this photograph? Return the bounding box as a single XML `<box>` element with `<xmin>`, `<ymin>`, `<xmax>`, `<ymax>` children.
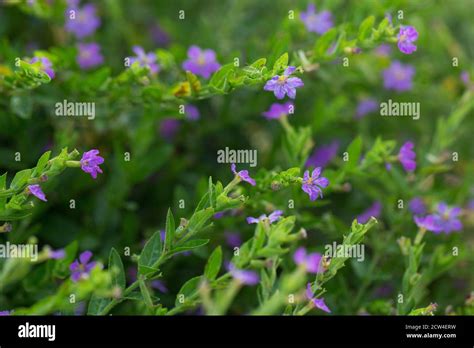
<box><xmin>246</xmin><ymin>210</ymin><xmax>283</xmax><ymax>224</ymax></box>
<box><xmin>76</xmin><ymin>42</ymin><xmax>103</xmax><ymax>70</ymax></box>
<box><xmin>185</xmin><ymin>105</ymin><xmax>200</xmax><ymax>121</ymax></box>
<box><xmin>27</xmin><ymin>184</ymin><xmax>47</xmax><ymax>202</ymax></box>
<box><xmin>224</xmin><ymin>231</ymin><xmax>242</xmax><ymax>248</ymax></box>
<box><xmin>398</xmin><ymin>141</ymin><xmax>416</xmax><ymax>172</ymax></box>
<box><xmin>65</xmin><ymin>1</ymin><xmax>101</xmax><ymax>39</ymax></box>
<box><xmin>306</xmin><ymin>141</ymin><xmax>339</xmax><ymax>168</ymax></box>
<box><xmin>129</xmin><ymin>46</ymin><xmax>160</xmax><ymax>74</ymax></box>
<box><xmin>151</xmin><ymin>280</ymin><xmax>168</xmax><ymax>293</ymax></box>
<box><xmin>262</xmin><ymin>102</ymin><xmax>294</xmax><ymax>120</ymax></box>
<box><xmin>48</xmin><ymin>249</ymin><xmax>66</xmax><ymax>260</ymax></box>
<box><xmin>306</xmin><ymin>283</ymin><xmax>331</xmax><ymax>313</ymax></box>
<box><xmin>357</xmin><ymin>201</ymin><xmax>382</xmax><ymax>224</ymax></box>
<box><xmin>301</xmin><ymin>167</ymin><xmax>329</xmax><ymax>201</ymax></box>
<box><xmin>375</xmin><ymin>44</ymin><xmax>392</xmax><ymax>57</ymax></box>
<box><xmin>383</xmin><ymin>61</ymin><xmax>415</xmax><ymax>92</ymax></box>
<box><xmin>70</xmin><ymin>250</ymin><xmax>97</xmax><ymax>282</ymax></box>
<box><xmin>409</xmin><ymin>197</ymin><xmax>426</xmax><ymax>216</ymax></box>
<box><xmin>433</xmin><ymin>203</ymin><xmax>463</xmax><ymax>234</ymax></box>
<box><xmin>30</xmin><ymin>57</ymin><xmax>55</xmax><ymax>79</ymax></box>
<box><xmin>182</xmin><ymin>46</ymin><xmax>220</xmax><ymax>78</ymax></box>
<box><xmin>149</xmin><ymin>24</ymin><xmax>170</xmax><ymax>47</ymax></box>
<box><xmin>397</xmin><ymin>26</ymin><xmax>418</xmax><ymax>54</ymax></box>
<box><xmin>293</xmin><ymin>247</ymin><xmax>323</xmax><ymax>274</ymax></box>
<box><xmin>414</xmin><ymin>215</ymin><xmax>442</xmax><ymax>233</ymax></box>
<box><xmin>80</xmin><ymin>149</ymin><xmax>104</xmax><ymax>179</ymax></box>
<box><xmin>231</xmin><ymin>163</ymin><xmax>256</xmax><ymax>186</ymax></box>
<box><xmin>264</xmin><ymin>66</ymin><xmax>304</xmax><ymax>100</ymax></box>
<box><xmin>0</xmin><ymin>310</ymin><xmax>11</xmax><ymax>316</ymax></box>
<box><xmin>229</xmin><ymin>264</ymin><xmax>259</xmax><ymax>285</ymax></box>
<box><xmin>300</xmin><ymin>4</ymin><xmax>333</xmax><ymax>34</ymax></box>
<box><xmin>355</xmin><ymin>98</ymin><xmax>378</xmax><ymax>119</ymax></box>
<box><xmin>160</xmin><ymin>118</ymin><xmax>180</xmax><ymax>141</ymax></box>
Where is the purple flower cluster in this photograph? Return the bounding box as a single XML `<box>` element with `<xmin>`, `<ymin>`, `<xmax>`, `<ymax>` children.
<box><xmin>231</xmin><ymin>163</ymin><xmax>256</xmax><ymax>186</ymax></box>
<box><xmin>301</xmin><ymin>167</ymin><xmax>329</xmax><ymax>201</ymax></box>
<box><xmin>357</xmin><ymin>201</ymin><xmax>382</xmax><ymax>224</ymax></box>
<box><xmin>398</xmin><ymin>141</ymin><xmax>416</xmax><ymax>172</ymax></box>
<box><xmin>397</xmin><ymin>26</ymin><xmax>418</xmax><ymax>54</ymax></box>
<box><xmin>228</xmin><ymin>263</ymin><xmax>259</xmax><ymax>285</ymax></box>
<box><xmin>70</xmin><ymin>250</ymin><xmax>97</xmax><ymax>282</ymax></box>
<box><xmin>300</xmin><ymin>4</ymin><xmax>333</xmax><ymax>34</ymax></box>
<box><xmin>306</xmin><ymin>141</ymin><xmax>339</xmax><ymax>168</ymax></box>
<box><xmin>264</xmin><ymin>66</ymin><xmax>304</xmax><ymax>99</ymax></box>
<box><xmin>182</xmin><ymin>45</ymin><xmax>220</xmax><ymax>78</ymax></box>
<box><xmin>383</xmin><ymin>61</ymin><xmax>415</xmax><ymax>92</ymax></box>
<box><xmin>293</xmin><ymin>247</ymin><xmax>323</xmax><ymax>274</ymax></box>
<box><xmin>30</xmin><ymin>57</ymin><xmax>55</xmax><ymax>79</ymax></box>
<box><xmin>414</xmin><ymin>203</ymin><xmax>463</xmax><ymax>234</ymax></box>
<box><xmin>27</xmin><ymin>184</ymin><xmax>47</xmax><ymax>202</ymax></box>
<box><xmin>76</xmin><ymin>42</ymin><xmax>103</xmax><ymax>70</ymax></box>
<box><xmin>409</xmin><ymin>197</ymin><xmax>426</xmax><ymax>216</ymax></box>
<box><xmin>129</xmin><ymin>46</ymin><xmax>160</xmax><ymax>74</ymax></box>
<box><xmin>80</xmin><ymin>149</ymin><xmax>104</xmax><ymax>179</ymax></box>
<box><xmin>247</xmin><ymin>210</ymin><xmax>283</xmax><ymax>225</ymax></box>
<box><xmin>306</xmin><ymin>283</ymin><xmax>331</xmax><ymax>313</ymax></box>
<box><xmin>355</xmin><ymin>98</ymin><xmax>378</xmax><ymax>119</ymax></box>
<box><xmin>262</xmin><ymin>102</ymin><xmax>294</xmax><ymax>120</ymax></box>
<box><xmin>65</xmin><ymin>1</ymin><xmax>101</xmax><ymax>39</ymax></box>
<box><xmin>185</xmin><ymin>105</ymin><xmax>200</xmax><ymax>121</ymax></box>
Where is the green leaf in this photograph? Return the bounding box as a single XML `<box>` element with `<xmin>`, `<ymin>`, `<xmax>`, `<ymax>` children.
<box><xmin>9</xmin><ymin>169</ymin><xmax>32</xmax><ymax>190</ymax></box>
<box><xmin>10</xmin><ymin>94</ymin><xmax>33</xmax><ymax>119</ymax></box>
<box><xmin>209</xmin><ymin>64</ymin><xmax>235</xmax><ymax>92</ymax></box>
<box><xmin>164</xmin><ymin>208</ymin><xmax>175</xmax><ymax>252</ymax></box>
<box><xmin>344</xmin><ymin>136</ymin><xmax>362</xmax><ymax>172</ymax></box>
<box><xmin>138</xmin><ymin>231</ymin><xmax>162</xmax><ymax>276</ymax></box>
<box><xmin>171</xmin><ymin>239</ymin><xmax>209</xmax><ymax>255</ymax></box>
<box><xmin>32</xmin><ymin>151</ymin><xmax>51</xmax><ymax>177</ymax></box>
<box><xmin>272</xmin><ymin>52</ymin><xmax>288</xmax><ymax>74</ymax></box>
<box><xmin>208</xmin><ymin>177</ymin><xmax>216</xmax><ymax>208</ymax></box>
<box><xmin>204</xmin><ymin>246</ymin><xmax>222</xmax><ymax>280</ymax></box>
<box><xmin>139</xmin><ymin>278</ymin><xmax>154</xmax><ymax>310</ymax></box>
<box><xmin>109</xmin><ymin>248</ymin><xmax>125</xmax><ymax>290</ymax></box>
<box><xmin>314</xmin><ymin>28</ymin><xmax>338</xmax><ymax>58</ymax></box>
<box><xmin>358</xmin><ymin>16</ymin><xmax>375</xmax><ymax>41</ymax></box>
<box><xmin>175</xmin><ymin>276</ymin><xmax>202</xmax><ymax>306</ymax></box>
<box><xmin>87</xmin><ymin>294</ymin><xmax>112</xmax><ymax>315</ymax></box>
<box><xmin>186</xmin><ymin>207</ymin><xmax>214</xmax><ymax>237</ymax></box>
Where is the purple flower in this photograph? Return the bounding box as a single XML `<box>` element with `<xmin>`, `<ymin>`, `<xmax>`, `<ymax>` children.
<box><xmin>224</xmin><ymin>231</ymin><xmax>242</xmax><ymax>248</ymax></box>
<box><xmin>264</xmin><ymin>66</ymin><xmax>304</xmax><ymax>99</ymax></box>
<box><xmin>160</xmin><ymin>118</ymin><xmax>180</xmax><ymax>141</ymax></box>
<box><xmin>149</xmin><ymin>24</ymin><xmax>170</xmax><ymax>47</ymax></box>
<box><xmin>70</xmin><ymin>250</ymin><xmax>97</xmax><ymax>282</ymax></box>
<box><xmin>301</xmin><ymin>167</ymin><xmax>329</xmax><ymax>201</ymax></box>
<box><xmin>229</xmin><ymin>264</ymin><xmax>259</xmax><ymax>285</ymax></box>
<box><xmin>80</xmin><ymin>149</ymin><xmax>104</xmax><ymax>179</ymax></box>
<box><xmin>151</xmin><ymin>280</ymin><xmax>168</xmax><ymax>293</ymax></box>
<box><xmin>398</xmin><ymin>141</ymin><xmax>416</xmax><ymax>172</ymax></box>
<box><xmin>76</xmin><ymin>42</ymin><xmax>103</xmax><ymax>70</ymax></box>
<box><xmin>383</xmin><ymin>61</ymin><xmax>415</xmax><ymax>92</ymax></box>
<box><xmin>397</xmin><ymin>26</ymin><xmax>418</xmax><ymax>54</ymax></box>
<box><xmin>293</xmin><ymin>247</ymin><xmax>323</xmax><ymax>274</ymax></box>
<box><xmin>306</xmin><ymin>283</ymin><xmax>331</xmax><ymax>313</ymax></box>
<box><xmin>65</xmin><ymin>2</ymin><xmax>100</xmax><ymax>39</ymax></box>
<box><xmin>27</xmin><ymin>184</ymin><xmax>47</xmax><ymax>202</ymax></box>
<box><xmin>246</xmin><ymin>210</ymin><xmax>283</xmax><ymax>224</ymax></box>
<box><xmin>0</xmin><ymin>310</ymin><xmax>11</xmax><ymax>316</ymax></box>
<box><xmin>300</xmin><ymin>4</ymin><xmax>333</xmax><ymax>34</ymax></box>
<box><xmin>375</xmin><ymin>44</ymin><xmax>392</xmax><ymax>57</ymax></box>
<box><xmin>355</xmin><ymin>98</ymin><xmax>378</xmax><ymax>119</ymax></box>
<box><xmin>357</xmin><ymin>201</ymin><xmax>382</xmax><ymax>224</ymax></box>
<box><xmin>414</xmin><ymin>215</ymin><xmax>442</xmax><ymax>233</ymax></box>
<box><xmin>48</xmin><ymin>249</ymin><xmax>66</xmax><ymax>260</ymax></box>
<box><xmin>185</xmin><ymin>105</ymin><xmax>200</xmax><ymax>121</ymax></box>
<box><xmin>30</xmin><ymin>57</ymin><xmax>55</xmax><ymax>79</ymax></box>
<box><xmin>262</xmin><ymin>102</ymin><xmax>294</xmax><ymax>120</ymax></box>
<box><xmin>182</xmin><ymin>45</ymin><xmax>220</xmax><ymax>78</ymax></box>
<box><xmin>409</xmin><ymin>197</ymin><xmax>426</xmax><ymax>215</ymax></box>
<box><xmin>231</xmin><ymin>163</ymin><xmax>256</xmax><ymax>186</ymax></box>
<box><xmin>129</xmin><ymin>46</ymin><xmax>160</xmax><ymax>74</ymax></box>
<box><xmin>432</xmin><ymin>203</ymin><xmax>463</xmax><ymax>234</ymax></box>
<box><xmin>306</xmin><ymin>141</ymin><xmax>339</xmax><ymax>168</ymax></box>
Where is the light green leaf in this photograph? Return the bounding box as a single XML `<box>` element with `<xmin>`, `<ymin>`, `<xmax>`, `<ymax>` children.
<box><xmin>109</xmin><ymin>248</ymin><xmax>125</xmax><ymax>290</ymax></box>
<box><xmin>138</xmin><ymin>231</ymin><xmax>162</xmax><ymax>276</ymax></box>
<box><xmin>204</xmin><ymin>246</ymin><xmax>222</xmax><ymax>280</ymax></box>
